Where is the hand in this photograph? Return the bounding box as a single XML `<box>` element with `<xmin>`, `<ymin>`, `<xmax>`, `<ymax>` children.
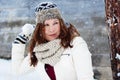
<box><xmin>14</xmin><ymin>24</ymin><xmax>35</xmax><ymax>44</ymax></box>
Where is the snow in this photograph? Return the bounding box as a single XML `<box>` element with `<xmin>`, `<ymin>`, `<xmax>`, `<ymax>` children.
<box><xmin>0</xmin><ymin>59</ymin><xmax>40</xmax><ymax>80</ymax></box>
<box><xmin>0</xmin><ymin>59</ymin><xmax>12</xmax><ymax>80</ymax></box>
<box><xmin>0</xmin><ymin>59</ymin><xmax>97</xmax><ymax>80</ymax></box>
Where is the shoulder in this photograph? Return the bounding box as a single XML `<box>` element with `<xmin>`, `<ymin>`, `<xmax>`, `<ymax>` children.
<box><xmin>71</xmin><ymin>36</ymin><xmax>87</xmax><ymax>46</ymax></box>
<box><xmin>70</xmin><ymin>36</ymin><xmax>89</xmax><ymax>51</ymax></box>
<box><xmin>70</xmin><ymin>36</ymin><xmax>91</xmax><ymax>56</ymax></box>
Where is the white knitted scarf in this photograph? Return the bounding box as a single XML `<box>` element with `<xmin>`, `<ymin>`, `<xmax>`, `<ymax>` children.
<box><xmin>33</xmin><ymin>39</ymin><xmax>65</xmax><ymax>66</ymax></box>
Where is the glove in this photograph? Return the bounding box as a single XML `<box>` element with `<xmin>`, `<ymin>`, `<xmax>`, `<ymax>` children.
<box><xmin>14</xmin><ymin>24</ymin><xmax>35</xmax><ymax>44</ymax></box>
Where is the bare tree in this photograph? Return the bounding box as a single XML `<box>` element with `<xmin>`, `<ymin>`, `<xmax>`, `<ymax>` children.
<box><xmin>105</xmin><ymin>0</ymin><xmax>120</xmax><ymax>80</ymax></box>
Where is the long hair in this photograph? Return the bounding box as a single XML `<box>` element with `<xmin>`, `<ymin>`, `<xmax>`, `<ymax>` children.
<box><xmin>29</xmin><ymin>18</ymin><xmax>80</xmax><ymax>67</ymax></box>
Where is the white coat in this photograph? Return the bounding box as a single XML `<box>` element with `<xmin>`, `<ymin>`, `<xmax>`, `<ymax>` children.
<box><xmin>12</xmin><ymin>36</ymin><xmax>94</xmax><ymax>80</ymax></box>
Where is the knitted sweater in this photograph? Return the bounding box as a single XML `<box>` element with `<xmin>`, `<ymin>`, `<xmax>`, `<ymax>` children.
<box><xmin>11</xmin><ymin>36</ymin><xmax>94</xmax><ymax>80</ymax></box>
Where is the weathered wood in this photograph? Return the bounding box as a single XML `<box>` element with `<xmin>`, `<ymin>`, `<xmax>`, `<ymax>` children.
<box><xmin>105</xmin><ymin>0</ymin><xmax>120</xmax><ymax>79</ymax></box>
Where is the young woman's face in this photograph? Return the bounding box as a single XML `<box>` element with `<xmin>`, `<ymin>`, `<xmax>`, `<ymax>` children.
<box><xmin>44</xmin><ymin>18</ymin><xmax>60</xmax><ymax>41</ymax></box>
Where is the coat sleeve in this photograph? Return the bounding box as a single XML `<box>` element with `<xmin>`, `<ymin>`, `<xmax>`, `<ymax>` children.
<box><xmin>71</xmin><ymin>37</ymin><xmax>94</xmax><ymax>80</ymax></box>
<box><xmin>11</xmin><ymin>43</ymin><xmax>35</xmax><ymax>75</ymax></box>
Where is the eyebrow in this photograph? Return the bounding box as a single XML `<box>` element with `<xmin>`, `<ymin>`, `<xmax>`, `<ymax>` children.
<box><xmin>44</xmin><ymin>19</ymin><xmax>59</xmax><ymax>25</ymax></box>
<box><xmin>54</xmin><ymin>20</ymin><xmax>59</xmax><ymax>22</ymax></box>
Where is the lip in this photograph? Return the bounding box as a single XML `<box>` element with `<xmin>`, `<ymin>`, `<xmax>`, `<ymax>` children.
<box><xmin>49</xmin><ymin>34</ymin><xmax>56</xmax><ymax>36</ymax></box>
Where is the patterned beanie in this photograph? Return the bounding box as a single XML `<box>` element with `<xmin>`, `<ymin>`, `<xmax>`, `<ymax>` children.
<box><xmin>35</xmin><ymin>2</ymin><xmax>62</xmax><ymax>24</ymax></box>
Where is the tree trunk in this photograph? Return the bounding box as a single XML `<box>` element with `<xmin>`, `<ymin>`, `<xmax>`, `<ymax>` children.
<box><xmin>105</xmin><ymin>0</ymin><xmax>120</xmax><ymax>80</ymax></box>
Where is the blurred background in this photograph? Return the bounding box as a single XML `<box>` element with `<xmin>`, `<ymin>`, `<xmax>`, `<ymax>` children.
<box><xmin>0</xmin><ymin>0</ymin><xmax>112</xmax><ymax>80</ymax></box>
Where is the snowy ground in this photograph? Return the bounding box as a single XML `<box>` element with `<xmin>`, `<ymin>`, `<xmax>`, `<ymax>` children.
<box><xmin>0</xmin><ymin>59</ymin><xmax>39</xmax><ymax>80</ymax></box>
<box><xmin>0</xmin><ymin>59</ymin><xmax>97</xmax><ymax>80</ymax></box>
<box><xmin>0</xmin><ymin>59</ymin><xmax>12</xmax><ymax>80</ymax></box>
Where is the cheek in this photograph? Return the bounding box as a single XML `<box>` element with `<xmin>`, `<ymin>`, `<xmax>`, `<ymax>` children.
<box><xmin>42</xmin><ymin>28</ymin><xmax>47</xmax><ymax>38</ymax></box>
<box><xmin>56</xmin><ymin>25</ymin><xmax>60</xmax><ymax>32</ymax></box>
<box><xmin>58</xmin><ymin>28</ymin><xmax>60</xmax><ymax>34</ymax></box>
<box><xmin>44</xmin><ymin>28</ymin><xmax>48</xmax><ymax>35</ymax></box>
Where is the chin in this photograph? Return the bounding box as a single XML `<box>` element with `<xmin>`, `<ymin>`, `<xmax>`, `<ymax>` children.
<box><xmin>47</xmin><ymin>37</ymin><xmax>58</xmax><ymax>41</ymax></box>
<box><xmin>49</xmin><ymin>39</ymin><xmax>56</xmax><ymax>41</ymax></box>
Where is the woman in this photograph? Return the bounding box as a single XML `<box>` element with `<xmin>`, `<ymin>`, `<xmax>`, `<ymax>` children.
<box><xmin>12</xmin><ymin>2</ymin><xmax>94</xmax><ymax>80</ymax></box>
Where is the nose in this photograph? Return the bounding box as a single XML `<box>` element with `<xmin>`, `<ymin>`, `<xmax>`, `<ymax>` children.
<box><xmin>49</xmin><ymin>26</ymin><xmax>54</xmax><ymax>32</ymax></box>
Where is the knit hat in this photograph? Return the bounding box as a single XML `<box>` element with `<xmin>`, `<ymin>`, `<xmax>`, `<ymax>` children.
<box><xmin>35</xmin><ymin>2</ymin><xmax>62</xmax><ymax>24</ymax></box>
